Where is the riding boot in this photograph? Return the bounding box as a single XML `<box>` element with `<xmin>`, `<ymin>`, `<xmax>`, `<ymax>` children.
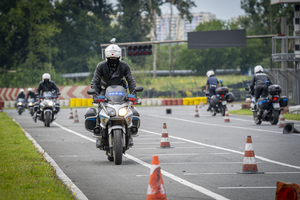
<box><xmin>129</xmin><ymin>137</ymin><xmax>134</xmax><ymax>147</ymax></box>
<box><xmin>33</xmin><ymin>112</ymin><xmax>37</xmax><ymax>123</ymax></box>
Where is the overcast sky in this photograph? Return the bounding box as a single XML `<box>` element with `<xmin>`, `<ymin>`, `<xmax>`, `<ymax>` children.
<box><xmin>160</xmin><ymin>0</ymin><xmax>247</xmax><ymax>21</ymax></box>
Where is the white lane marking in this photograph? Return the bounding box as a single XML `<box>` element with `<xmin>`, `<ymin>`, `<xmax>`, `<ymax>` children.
<box><xmin>125</xmin><ymin>154</ymin><xmax>230</xmax><ymax>200</ymax></box>
<box><xmin>135</xmin><ymin>142</ymin><xmax>185</xmax><ymax>144</ymax></box>
<box><xmin>146</xmin><ymin>153</ymin><xmax>230</xmax><ymax>156</ymax></box>
<box><xmin>161</xmin><ymin>162</ymin><xmax>243</xmax><ymax>165</ymax></box>
<box><xmin>189</xmin><ymin>114</ymin><xmax>254</xmax><ymax>122</ymax></box>
<box><xmin>148</xmin><ymin>114</ymin><xmax>300</xmax><ymax>135</ymax></box>
<box><xmin>60</xmin><ymin>155</ymin><xmax>78</xmax><ymax>157</ymax></box>
<box><xmin>132</xmin><ymin>147</ymin><xmax>205</xmax><ymax>150</ymax></box>
<box><xmin>52</xmin><ymin>122</ymin><xmax>230</xmax><ymax>200</ymax></box>
<box><xmin>139</xmin><ymin>129</ymin><xmax>300</xmax><ymax>170</ymax></box>
<box><xmin>218</xmin><ymin>187</ymin><xmax>276</xmax><ymax>189</ymax></box>
<box><xmin>184</xmin><ymin>171</ymin><xmax>300</xmax><ymax>175</ymax></box>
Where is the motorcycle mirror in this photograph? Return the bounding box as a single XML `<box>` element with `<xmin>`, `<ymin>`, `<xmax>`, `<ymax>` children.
<box><xmin>134</xmin><ymin>86</ymin><xmax>143</xmax><ymax>93</ymax></box>
<box><xmin>87</xmin><ymin>89</ymin><xmax>96</xmax><ymax>95</ymax></box>
<box><xmin>220</xmin><ymin>79</ymin><xmax>223</xmax><ymax>83</ymax></box>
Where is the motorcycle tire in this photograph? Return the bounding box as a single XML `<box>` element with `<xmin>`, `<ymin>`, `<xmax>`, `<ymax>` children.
<box><xmin>18</xmin><ymin>110</ymin><xmax>22</xmax><ymax>115</ymax></box>
<box><xmin>253</xmin><ymin>112</ymin><xmax>262</xmax><ymax>125</ymax></box>
<box><xmin>113</xmin><ymin>129</ymin><xmax>123</xmax><ymax>165</ymax></box>
<box><xmin>45</xmin><ymin>112</ymin><xmax>51</xmax><ymax>127</ymax></box>
<box><xmin>270</xmin><ymin>110</ymin><xmax>279</xmax><ymax>125</ymax></box>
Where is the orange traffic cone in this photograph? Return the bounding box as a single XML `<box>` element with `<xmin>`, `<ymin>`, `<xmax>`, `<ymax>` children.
<box><xmin>146</xmin><ymin>155</ymin><xmax>167</xmax><ymax>200</ymax></box>
<box><xmin>224</xmin><ymin>108</ymin><xmax>230</xmax><ymax>122</ymax></box>
<box><xmin>194</xmin><ymin>105</ymin><xmax>200</xmax><ymax>117</ymax></box>
<box><xmin>74</xmin><ymin>110</ymin><xmax>79</xmax><ymax>123</ymax></box>
<box><xmin>69</xmin><ymin>108</ymin><xmax>74</xmax><ymax>119</ymax></box>
<box><xmin>275</xmin><ymin>181</ymin><xmax>300</xmax><ymax>200</ymax></box>
<box><xmin>279</xmin><ymin>110</ymin><xmax>285</xmax><ymax>128</ymax></box>
<box><xmin>160</xmin><ymin>123</ymin><xmax>171</xmax><ymax>148</ymax></box>
<box><xmin>238</xmin><ymin>136</ymin><xmax>264</xmax><ymax>174</ymax></box>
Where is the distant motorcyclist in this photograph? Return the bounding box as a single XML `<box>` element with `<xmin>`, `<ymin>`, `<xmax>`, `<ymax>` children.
<box><xmin>205</xmin><ymin>70</ymin><xmax>219</xmax><ymax>111</ymax></box>
<box><xmin>90</xmin><ymin>42</ymin><xmax>137</xmax><ymax>146</ymax></box>
<box><xmin>33</xmin><ymin>73</ymin><xmax>59</xmax><ymax>122</ymax></box>
<box><xmin>26</xmin><ymin>88</ymin><xmax>36</xmax><ymax>100</ymax></box>
<box><xmin>250</xmin><ymin>65</ymin><xmax>272</xmax><ymax>116</ymax></box>
<box><xmin>15</xmin><ymin>89</ymin><xmax>26</xmax><ymax>107</ymax></box>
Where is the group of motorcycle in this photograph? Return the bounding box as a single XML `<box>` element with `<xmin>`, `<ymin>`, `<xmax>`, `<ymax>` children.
<box><xmin>16</xmin><ymin>91</ymin><xmax>61</xmax><ymax>127</ymax></box>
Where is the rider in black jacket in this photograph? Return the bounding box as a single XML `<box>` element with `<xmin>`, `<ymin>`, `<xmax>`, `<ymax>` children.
<box><xmin>250</xmin><ymin>65</ymin><xmax>272</xmax><ymax>116</ymax></box>
<box><xmin>33</xmin><ymin>73</ymin><xmax>60</xmax><ymax>122</ymax></box>
<box><xmin>26</xmin><ymin>88</ymin><xmax>36</xmax><ymax>100</ymax></box>
<box><xmin>90</xmin><ymin>42</ymin><xmax>137</xmax><ymax>146</ymax></box>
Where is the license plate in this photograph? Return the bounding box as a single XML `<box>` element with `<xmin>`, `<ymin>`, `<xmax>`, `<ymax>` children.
<box><xmin>222</xmin><ymin>101</ymin><xmax>227</xmax><ymax>105</ymax></box>
<box><xmin>273</xmin><ymin>103</ymin><xmax>279</xmax><ymax>108</ymax></box>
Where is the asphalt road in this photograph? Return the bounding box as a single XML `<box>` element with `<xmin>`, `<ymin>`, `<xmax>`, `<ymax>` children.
<box><xmin>5</xmin><ymin>104</ymin><xmax>300</xmax><ymax>200</ymax></box>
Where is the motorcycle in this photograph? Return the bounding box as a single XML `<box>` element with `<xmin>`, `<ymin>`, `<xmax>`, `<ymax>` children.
<box><xmin>85</xmin><ymin>85</ymin><xmax>143</xmax><ymax>165</ymax></box>
<box><xmin>35</xmin><ymin>91</ymin><xmax>60</xmax><ymax>127</ymax></box>
<box><xmin>206</xmin><ymin>80</ymin><xmax>235</xmax><ymax>116</ymax></box>
<box><xmin>245</xmin><ymin>82</ymin><xmax>288</xmax><ymax>125</ymax></box>
<box><xmin>27</xmin><ymin>98</ymin><xmax>35</xmax><ymax>116</ymax></box>
<box><xmin>16</xmin><ymin>98</ymin><xmax>25</xmax><ymax>115</ymax></box>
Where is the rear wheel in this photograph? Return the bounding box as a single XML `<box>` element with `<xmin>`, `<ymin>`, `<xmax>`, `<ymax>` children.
<box><xmin>210</xmin><ymin>108</ymin><xmax>216</xmax><ymax>116</ymax></box>
<box><xmin>270</xmin><ymin>110</ymin><xmax>279</xmax><ymax>125</ymax></box>
<box><xmin>253</xmin><ymin>111</ymin><xmax>262</xmax><ymax>125</ymax></box>
<box><xmin>113</xmin><ymin>129</ymin><xmax>123</xmax><ymax>165</ymax></box>
<box><xmin>45</xmin><ymin>112</ymin><xmax>51</xmax><ymax>127</ymax></box>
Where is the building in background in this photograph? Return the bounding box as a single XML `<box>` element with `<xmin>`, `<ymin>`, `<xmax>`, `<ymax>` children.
<box><xmin>154</xmin><ymin>12</ymin><xmax>216</xmax><ymax>41</ymax></box>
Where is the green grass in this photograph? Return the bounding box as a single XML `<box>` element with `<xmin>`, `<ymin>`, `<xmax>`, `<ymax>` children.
<box><xmin>0</xmin><ymin>112</ymin><xmax>76</xmax><ymax>200</ymax></box>
<box><xmin>229</xmin><ymin>109</ymin><xmax>300</xmax><ymax>121</ymax></box>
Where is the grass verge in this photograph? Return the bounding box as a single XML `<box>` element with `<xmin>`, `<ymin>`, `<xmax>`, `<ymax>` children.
<box><xmin>229</xmin><ymin>109</ymin><xmax>300</xmax><ymax>121</ymax></box>
<box><xmin>0</xmin><ymin>112</ymin><xmax>75</xmax><ymax>200</ymax></box>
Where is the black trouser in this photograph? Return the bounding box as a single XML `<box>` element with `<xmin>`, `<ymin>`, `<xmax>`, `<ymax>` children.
<box><xmin>255</xmin><ymin>85</ymin><xmax>268</xmax><ymax>102</ymax></box>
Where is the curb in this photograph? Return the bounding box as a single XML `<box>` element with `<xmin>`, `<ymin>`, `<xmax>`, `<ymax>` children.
<box><xmin>12</xmin><ymin>119</ymin><xmax>89</xmax><ymax>200</ymax></box>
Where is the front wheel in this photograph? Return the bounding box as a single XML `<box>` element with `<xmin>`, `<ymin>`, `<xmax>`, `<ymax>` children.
<box><xmin>113</xmin><ymin>129</ymin><xmax>123</xmax><ymax>165</ymax></box>
<box><xmin>30</xmin><ymin>108</ymin><xmax>34</xmax><ymax>116</ymax></box>
<box><xmin>270</xmin><ymin>110</ymin><xmax>279</xmax><ymax>125</ymax></box>
<box><xmin>210</xmin><ymin>108</ymin><xmax>216</xmax><ymax>116</ymax></box>
<box><xmin>45</xmin><ymin>112</ymin><xmax>51</xmax><ymax>127</ymax></box>
<box><xmin>253</xmin><ymin>111</ymin><xmax>262</xmax><ymax>125</ymax></box>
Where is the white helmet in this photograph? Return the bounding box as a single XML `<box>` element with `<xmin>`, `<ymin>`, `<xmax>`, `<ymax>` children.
<box><xmin>20</xmin><ymin>89</ymin><xmax>24</xmax><ymax>93</ymax></box>
<box><xmin>206</xmin><ymin>70</ymin><xmax>215</xmax><ymax>78</ymax></box>
<box><xmin>254</xmin><ymin>65</ymin><xmax>263</xmax><ymax>74</ymax></box>
<box><xmin>28</xmin><ymin>88</ymin><xmax>33</xmax><ymax>92</ymax></box>
<box><xmin>42</xmin><ymin>73</ymin><xmax>51</xmax><ymax>81</ymax></box>
<box><xmin>105</xmin><ymin>44</ymin><xmax>122</xmax><ymax>60</ymax></box>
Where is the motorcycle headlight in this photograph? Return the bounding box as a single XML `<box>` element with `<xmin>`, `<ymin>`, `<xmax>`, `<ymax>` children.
<box><xmin>18</xmin><ymin>102</ymin><xmax>22</xmax><ymax>106</ymax></box>
<box><xmin>28</xmin><ymin>102</ymin><xmax>33</xmax><ymax>106</ymax></box>
<box><xmin>106</xmin><ymin>107</ymin><xmax>116</xmax><ymax>117</ymax></box>
<box><xmin>118</xmin><ymin>107</ymin><xmax>128</xmax><ymax>116</ymax></box>
<box><xmin>48</xmin><ymin>101</ymin><xmax>54</xmax><ymax>106</ymax></box>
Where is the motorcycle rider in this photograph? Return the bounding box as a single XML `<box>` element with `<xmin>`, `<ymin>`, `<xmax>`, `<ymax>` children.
<box><xmin>90</xmin><ymin>41</ymin><xmax>137</xmax><ymax>147</ymax></box>
<box><xmin>26</xmin><ymin>87</ymin><xmax>36</xmax><ymax>100</ymax></box>
<box><xmin>205</xmin><ymin>70</ymin><xmax>219</xmax><ymax>111</ymax></box>
<box><xmin>15</xmin><ymin>89</ymin><xmax>26</xmax><ymax>108</ymax></box>
<box><xmin>250</xmin><ymin>65</ymin><xmax>272</xmax><ymax>116</ymax></box>
<box><xmin>33</xmin><ymin>73</ymin><xmax>60</xmax><ymax>122</ymax></box>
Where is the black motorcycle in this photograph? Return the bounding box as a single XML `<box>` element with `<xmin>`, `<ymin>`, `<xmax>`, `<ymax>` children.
<box><xmin>245</xmin><ymin>82</ymin><xmax>288</xmax><ymax>125</ymax></box>
<box><xmin>207</xmin><ymin>80</ymin><xmax>235</xmax><ymax>116</ymax></box>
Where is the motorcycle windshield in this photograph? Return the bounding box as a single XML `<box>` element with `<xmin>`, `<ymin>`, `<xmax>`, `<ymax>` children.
<box><xmin>105</xmin><ymin>85</ymin><xmax>127</xmax><ymax>104</ymax></box>
<box><xmin>43</xmin><ymin>92</ymin><xmax>53</xmax><ymax>100</ymax></box>
<box><xmin>18</xmin><ymin>98</ymin><xmax>25</xmax><ymax>102</ymax></box>
<box><xmin>28</xmin><ymin>98</ymin><xmax>35</xmax><ymax>102</ymax></box>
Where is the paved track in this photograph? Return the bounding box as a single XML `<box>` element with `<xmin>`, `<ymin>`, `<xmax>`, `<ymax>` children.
<box><xmin>5</xmin><ymin>104</ymin><xmax>300</xmax><ymax>200</ymax></box>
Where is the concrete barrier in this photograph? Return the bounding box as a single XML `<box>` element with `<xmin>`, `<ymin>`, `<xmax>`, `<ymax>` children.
<box><xmin>4</xmin><ymin>101</ymin><xmax>10</xmax><ymax>108</ymax></box>
<box><xmin>289</xmin><ymin>105</ymin><xmax>300</xmax><ymax>114</ymax></box>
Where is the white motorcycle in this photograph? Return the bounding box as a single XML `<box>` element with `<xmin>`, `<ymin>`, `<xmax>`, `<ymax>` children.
<box><xmin>85</xmin><ymin>85</ymin><xmax>143</xmax><ymax>165</ymax></box>
<box><xmin>34</xmin><ymin>91</ymin><xmax>60</xmax><ymax>127</ymax></box>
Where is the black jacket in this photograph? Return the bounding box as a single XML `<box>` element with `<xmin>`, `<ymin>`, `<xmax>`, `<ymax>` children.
<box><xmin>16</xmin><ymin>93</ymin><xmax>25</xmax><ymax>100</ymax></box>
<box><xmin>36</xmin><ymin>80</ymin><xmax>59</xmax><ymax>95</ymax></box>
<box><xmin>250</xmin><ymin>72</ymin><xmax>272</xmax><ymax>92</ymax></box>
<box><xmin>26</xmin><ymin>91</ymin><xmax>36</xmax><ymax>100</ymax></box>
<box><xmin>91</xmin><ymin>60</ymin><xmax>136</xmax><ymax>94</ymax></box>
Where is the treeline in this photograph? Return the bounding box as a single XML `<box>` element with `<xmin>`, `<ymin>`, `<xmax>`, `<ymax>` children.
<box><xmin>0</xmin><ymin>0</ymin><xmax>293</xmax><ymax>88</ymax></box>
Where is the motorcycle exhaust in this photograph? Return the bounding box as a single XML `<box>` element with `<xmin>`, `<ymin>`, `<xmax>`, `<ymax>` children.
<box><xmin>283</xmin><ymin>123</ymin><xmax>300</xmax><ymax>134</ymax></box>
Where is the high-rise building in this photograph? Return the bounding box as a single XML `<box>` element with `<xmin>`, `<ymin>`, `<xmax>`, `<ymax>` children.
<box><xmin>154</xmin><ymin>12</ymin><xmax>216</xmax><ymax>41</ymax></box>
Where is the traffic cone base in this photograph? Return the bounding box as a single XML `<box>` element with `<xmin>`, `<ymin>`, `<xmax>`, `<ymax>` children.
<box><xmin>237</xmin><ymin>136</ymin><xmax>264</xmax><ymax>174</ymax></box>
<box><xmin>279</xmin><ymin>110</ymin><xmax>285</xmax><ymax>128</ymax></box>
<box><xmin>194</xmin><ymin>105</ymin><xmax>200</xmax><ymax>117</ymax></box>
<box><xmin>146</xmin><ymin>155</ymin><xmax>167</xmax><ymax>200</ymax></box>
<box><xmin>159</xmin><ymin>123</ymin><xmax>173</xmax><ymax>148</ymax></box>
<box><xmin>69</xmin><ymin>108</ymin><xmax>74</xmax><ymax>119</ymax></box>
<box><xmin>224</xmin><ymin>108</ymin><xmax>230</xmax><ymax>122</ymax></box>
<box><xmin>74</xmin><ymin>110</ymin><xmax>79</xmax><ymax>123</ymax></box>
